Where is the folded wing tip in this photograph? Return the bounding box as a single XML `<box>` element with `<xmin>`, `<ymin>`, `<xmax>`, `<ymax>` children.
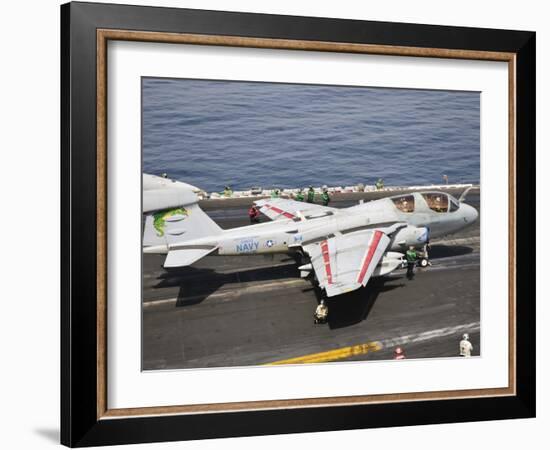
<box><xmin>325</xmin><ymin>282</ymin><xmax>362</xmax><ymax>297</ymax></box>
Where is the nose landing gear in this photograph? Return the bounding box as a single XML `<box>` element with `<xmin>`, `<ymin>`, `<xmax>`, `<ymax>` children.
<box><xmin>418</xmin><ymin>243</ymin><xmax>432</xmax><ymax>268</ymax></box>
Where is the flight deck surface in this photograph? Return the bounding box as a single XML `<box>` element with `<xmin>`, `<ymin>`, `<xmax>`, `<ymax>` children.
<box><xmin>143</xmin><ymin>190</ymin><xmax>480</xmax><ymax>370</ymax></box>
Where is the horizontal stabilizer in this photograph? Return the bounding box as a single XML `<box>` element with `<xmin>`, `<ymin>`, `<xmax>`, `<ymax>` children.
<box><xmin>164</xmin><ymin>247</ymin><xmax>217</xmax><ymax>268</ymax></box>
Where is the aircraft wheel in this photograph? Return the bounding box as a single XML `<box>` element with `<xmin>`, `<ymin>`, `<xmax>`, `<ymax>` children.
<box><xmin>419</xmin><ymin>258</ymin><xmax>429</xmax><ymax>268</ymax></box>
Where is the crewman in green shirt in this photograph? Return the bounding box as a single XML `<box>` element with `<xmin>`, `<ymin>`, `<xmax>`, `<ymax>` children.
<box><xmin>375</xmin><ymin>178</ymin><xmax>384</xmax><ymax>190</ymax></box>
<box><xmin>223</xmin><ymin>186</ymin><xmax>233</xmax><ymax>197</ymax></box>
<box><xmin>321</xmin><ymin>189</ymin><xmax>330</xmax><ymax>206</ymax></box>
<box><xmin>306</xmin><ymin>186</ymin><xmax>315</xmax><ymax>203</ymax></box>
<box><xmin>295</xmin><ymin>189</ymin><xmax>305</xmax><ymax>202</ymax></box>
<box><xmin>405</xmin><ymin>246</ymin><xmax>417</xmax><ymax>280</ymax></box>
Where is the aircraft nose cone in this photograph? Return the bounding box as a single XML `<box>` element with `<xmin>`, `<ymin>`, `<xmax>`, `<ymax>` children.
<box><xmin>464</xmin><ymin>204</ymin><xmax>478</xmax><ymax>223</ymax></box>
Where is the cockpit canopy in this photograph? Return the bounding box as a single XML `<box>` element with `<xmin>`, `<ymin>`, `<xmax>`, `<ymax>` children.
<box><xmin>392</xmin><ymin>192</ymin><xmax>460</xmax><ymax>213</ymax></box>
<box><xmin>421</xmin><ymin>193</ymin><xmax>459</xmax><ymax>213</ymax></box>
<box><xmin>391</xmin><ymin>195</ymin><xmax>415</xmax><ymax>213</ymax></box>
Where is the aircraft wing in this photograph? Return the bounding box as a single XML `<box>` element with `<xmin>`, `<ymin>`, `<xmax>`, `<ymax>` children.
<box><xmin>254</xmin><ymin>198</ymin><xmax>337</xmax><ymax>221</ymax></box>
<box><xmin>303</xmin><ymin>229</ymin><xmax>391</xmax><ymax>297</ymax></box>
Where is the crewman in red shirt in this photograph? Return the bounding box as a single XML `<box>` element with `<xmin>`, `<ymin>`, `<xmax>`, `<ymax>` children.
<box><xmin>393</xmin><ymin>346</ymin><xmax>406</xmax><ymax>360</ymax></box>
<box><xmin>248</xmin><ymin>205</ymin><xmax>260</xmax><ymax>224</ymax></box>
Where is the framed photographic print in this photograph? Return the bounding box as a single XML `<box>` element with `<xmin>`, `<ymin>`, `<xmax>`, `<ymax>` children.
<box><xmin>61</xmin><ymin>1</ymin><xmax>535</xmax><ymax>447</ymax></box>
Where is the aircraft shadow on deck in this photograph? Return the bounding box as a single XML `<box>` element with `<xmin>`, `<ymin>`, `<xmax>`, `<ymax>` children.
<box><xmin>428</xmin><ymin>244</ymin><xmax>474</xmax><ymax>259</ymax></box>
<box><xmin>307</xmin><ymin>277</ymin><xmax>405</xmax><ymax>330</ymax></box>
<box><xmin>153</xmin><ymin>263</ymin><xmax>300</xmax><ymax>307</ymax></box>
<box><xmin>150</xmin><ymin>244</ymin><xmax>473</xmax><ymax>318</ymax></box>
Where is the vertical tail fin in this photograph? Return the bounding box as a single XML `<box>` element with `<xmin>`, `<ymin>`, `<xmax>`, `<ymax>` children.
<box><xmin>142</xmin><ymin>177</ymin><xmax>222</xmax><ymax>249</ymax></box>
<box><xmin>143</xmin><ymin>203</ymin><xmax>222</xmax><ymax>247</ymax></box>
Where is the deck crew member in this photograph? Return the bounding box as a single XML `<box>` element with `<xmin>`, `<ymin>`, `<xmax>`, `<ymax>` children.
<box><xmin>375</xmin><ymin>178</ymin><xmax>384</xmax><ymax>190</ymax></box>
<box><xmin>248</xmin><ymin>205</ymin><xmax>260</xmax><ymax>224</ymax></box>
<box><xmin>405</xmin><ymin>246</ymin><xmax>417</xmax><ymax>280</ymax></box>
<box><xmin>314</xmin><ymin>300</ymin><xmax>328</xmax><ymax>324</ymax></box>
<box><xmin>393</xmin><ymin>346</ymin><xmax>406</xmax><ymax>360</ymax></box>
<box><xmin>295</xmin><ymin>189</ymin><xmax>305</xmax><ymax>202</ymax></box>
<box><xmin>223</xmin><ymin>185</ymin><xmax>233</xmax><ymax>197</ymax></box>
<box><xmin>459</xmin><ymin>333</ymin><xmax>473</xmax><ymax>357</ymax></box>
<box><xmin>321</xmin><ymin>187</ymin><xmax>330</xmax><ymax>206</ymax></box>
<box><xmin>306</xmin><ymin>186</ymin><xmax>315</xmax><ymax>203</ymax></box>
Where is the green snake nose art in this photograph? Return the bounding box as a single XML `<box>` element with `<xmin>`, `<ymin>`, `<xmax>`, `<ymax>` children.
<box><xmin>153</xmin><ymin>208</ymin><xmax>188</xmax><ymax>237</ymax></box>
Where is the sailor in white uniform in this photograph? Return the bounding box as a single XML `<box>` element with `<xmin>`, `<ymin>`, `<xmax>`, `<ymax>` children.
<box><xmin>459</xmin><ymin>333</ymin><xmax>473</xmax><ymax>357</ymax></box>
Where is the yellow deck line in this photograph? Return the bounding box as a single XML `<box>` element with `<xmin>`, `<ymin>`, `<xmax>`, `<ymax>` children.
<box><xmin>267</xmin><ymin>341</ymin><xmax>382</xmax><ymax>365</ymax></box>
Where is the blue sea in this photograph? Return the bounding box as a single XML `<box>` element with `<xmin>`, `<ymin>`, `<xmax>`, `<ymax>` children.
<box><xmin>142</xmin><ymin>78</ymin><xmax>479</xmax><ymax>193</ymax></box>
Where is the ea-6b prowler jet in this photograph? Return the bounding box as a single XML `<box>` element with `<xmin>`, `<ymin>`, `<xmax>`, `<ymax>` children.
<box><xmin>143</xmin><ymin>174</ymin><xmax>478</xmax><ymax>299</ymax></box>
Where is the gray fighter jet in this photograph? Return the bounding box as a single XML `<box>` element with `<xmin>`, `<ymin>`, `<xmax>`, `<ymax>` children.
<box><xmin>143</xmin><ymin>174</ymin><xmax>478</xmax><ymax>299</ymax></box>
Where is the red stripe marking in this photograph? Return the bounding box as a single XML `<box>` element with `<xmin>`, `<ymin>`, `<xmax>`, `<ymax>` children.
<box><xmin>320</xmin><ymin>240</ymin><xmax>333</xmax><ymax>284</ymax></box>
<box><xmin>357</xmin><ymin>230</ymin><xmax>383</xmax><ymax>284</ymax></box>
<box><xmin>265</xmin><ymin>204</ymin><xmax>295</xmax><ymax>218</ymax></box>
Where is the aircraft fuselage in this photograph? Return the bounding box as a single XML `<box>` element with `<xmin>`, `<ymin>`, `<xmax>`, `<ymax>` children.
<box><xmin>164</xmin><ymin>191</ymin><xmax>478</xmax><ymax>257</ymax></box>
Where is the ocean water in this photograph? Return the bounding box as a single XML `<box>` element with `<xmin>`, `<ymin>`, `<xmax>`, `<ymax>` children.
<box><xmin>142</xmin><ymin>78</ymin><xmax>479</xmax><ymax>193</ymax></box>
